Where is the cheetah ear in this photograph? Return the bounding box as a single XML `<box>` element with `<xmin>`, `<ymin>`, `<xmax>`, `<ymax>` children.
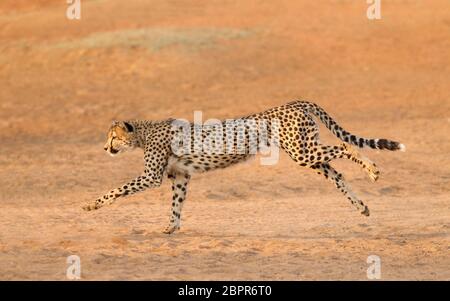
<box><xmin>123</xmin><ymin>121</ymin><xmax>134</xmax><ymax>132</ymax></box>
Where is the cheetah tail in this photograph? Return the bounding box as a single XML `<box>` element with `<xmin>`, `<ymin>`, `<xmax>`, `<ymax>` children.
<box><xmin>298</xmin><ymin>101</ymin><xmax>406</xmax><ymax>152</ymax></box>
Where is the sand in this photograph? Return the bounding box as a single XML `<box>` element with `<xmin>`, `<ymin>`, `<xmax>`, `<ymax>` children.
<box><xmin>0</xmin><ymin>0</ymin><xmax>449</xmax><ymax>280</ymax></box>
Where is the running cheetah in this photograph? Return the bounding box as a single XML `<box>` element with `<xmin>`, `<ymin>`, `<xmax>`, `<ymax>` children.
<box><xmin>83</xmin><ymin>100</ymin><xmax>405</xmax><ymax>234</ymax></box>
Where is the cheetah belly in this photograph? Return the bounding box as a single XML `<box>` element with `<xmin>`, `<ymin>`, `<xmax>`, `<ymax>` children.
<box><xmin>166</xmin><ymin>154</ymin><xmax>252</xmax><ymax>175</ymax></box>
<box><xmin>166</xmin><ymin>156</ymin><xmax>197</xmax><ymax>175</ymax></box>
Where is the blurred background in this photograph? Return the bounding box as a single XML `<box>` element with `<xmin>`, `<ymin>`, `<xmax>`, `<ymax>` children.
<box><xmin>0</xmin><ymin>0</ymin><xmax>449</xmax><ymax>280</ymax></box>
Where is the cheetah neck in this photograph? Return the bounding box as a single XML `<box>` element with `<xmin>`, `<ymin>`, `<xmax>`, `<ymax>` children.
<box><xmin>126</xmin><ymin>119</ymin><xmax>173</xmax><ymax>149</ymax></box>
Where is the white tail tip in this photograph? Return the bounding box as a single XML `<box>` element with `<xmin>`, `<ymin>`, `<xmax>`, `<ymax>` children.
<box><xmin>399</xmin><ymin>143</ymin><xmax>406</xmax><ymax>152</ymax></box>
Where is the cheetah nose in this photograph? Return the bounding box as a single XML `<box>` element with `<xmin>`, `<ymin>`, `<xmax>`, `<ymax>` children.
<box><xmin>104</xmin><ymin>146</ymin><xmax>108</xmax><ymax>151</ymax></box>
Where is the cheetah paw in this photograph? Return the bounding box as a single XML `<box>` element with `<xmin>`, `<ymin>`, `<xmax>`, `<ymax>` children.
<box><xmin>366</xmin><ymin>163</ymin><xmax>380</xmax><ymax>182</ymax></box>
<box><xmin>343</xmin><ymin>143</ymin><xmax>380</xmax><ymax>182</ymax></box>
<box><xmin>82</xmin><ymin>199</ymin><xmax>101</xmax><ymax>211</ymax></box>
<box><xmin>361</xmin><ymin>206</ymin><xmax>370</xmax><ymax>216</ymax></box>
<box><xmin>82</xmin><ymin>203</ymin><xmax>97</xmax><ymax>211</ymax></box>
<box><xmin>163</xmin><ymin>225</ymin><xmax>180</xmax><ymax>234</ymax></box>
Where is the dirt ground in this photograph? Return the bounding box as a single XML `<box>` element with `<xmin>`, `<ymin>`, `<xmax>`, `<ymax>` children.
<box><xmin>0</xmin><ymin>0</ymin><xmax>449</xmax><ymax>280</ymax></box>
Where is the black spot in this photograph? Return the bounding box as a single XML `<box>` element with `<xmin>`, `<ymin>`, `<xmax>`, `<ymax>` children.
<box><xmin>358</xmin><ymin>138</ymin><xmax>365</xmax><ymax>148</ymax></box>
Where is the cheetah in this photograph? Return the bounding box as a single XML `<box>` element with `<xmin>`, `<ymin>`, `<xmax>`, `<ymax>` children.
<box><xmin>83</xmin><ymin>100</ymin><xmax>405</xmax><ymax>234</ymax></box>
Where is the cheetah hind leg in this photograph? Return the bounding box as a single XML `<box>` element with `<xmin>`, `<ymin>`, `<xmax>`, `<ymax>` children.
<box><xmin>311</xmin><ymin>162</ymin><xmax>370</xmax><ymax>216</ymax></box>
<box><xmin>342</xmin><ymin>143</ymin><xmax>380</xmax><ymax>182</ymax></box>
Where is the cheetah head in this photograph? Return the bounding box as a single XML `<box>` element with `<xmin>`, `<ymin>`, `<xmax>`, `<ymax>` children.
<box><xmin>104</xmin><ymin>121</ymin><xmax>137</xmax><ymax>156</ymax></box>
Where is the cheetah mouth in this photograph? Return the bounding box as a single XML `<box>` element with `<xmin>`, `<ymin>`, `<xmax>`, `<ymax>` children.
<box><xmin>110</xmin><ymin>148</ymin><xmax>119</xmax><ymax>154</ymax></box>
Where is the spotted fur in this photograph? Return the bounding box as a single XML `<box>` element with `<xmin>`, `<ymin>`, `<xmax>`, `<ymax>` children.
<box><xmin>83</xmin><ymin>100</ymin><xmax>405</xmax><ymax>234</ymax></box>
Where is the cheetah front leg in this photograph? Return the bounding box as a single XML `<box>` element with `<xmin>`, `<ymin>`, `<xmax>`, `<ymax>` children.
<box><xmin>82</xmin><ymin>174</ymin><xmax>161</xmax><ymax>211</ymax></box>
<box><xmin>311</xmin><ymin>162</ymin><xmax>370</xmax><ymax>216</ymax></box>
<box><xmin>163</xmin><ymin>172</ymin><xmax>191</xmax><ymax>234</ymax></box>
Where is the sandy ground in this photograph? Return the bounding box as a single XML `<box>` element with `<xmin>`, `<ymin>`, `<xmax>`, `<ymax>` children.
<box><xmin>0</xmin><ymin>0</ymin><xmax>449</xmax><ymax>280</ymax></box>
